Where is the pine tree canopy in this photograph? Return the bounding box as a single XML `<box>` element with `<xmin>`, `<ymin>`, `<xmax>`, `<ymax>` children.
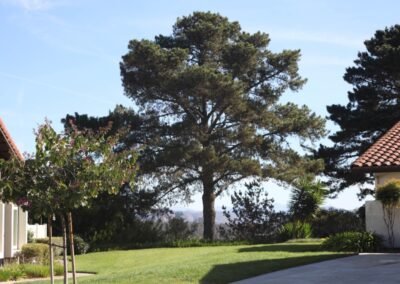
<box><xmin>318</xmin><ymin>25</ymin><xmax>400</xmax><ymax>197</ymax></box>
<box><xmin>66</xmin><ymin>12</ymin><xmax>325</xmax><ymax>240</ymax></box>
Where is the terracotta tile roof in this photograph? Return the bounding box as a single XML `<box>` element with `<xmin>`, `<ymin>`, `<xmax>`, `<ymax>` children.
<box><xmin>0</xmin><ymin>117</ymin><xmax>23</xmax><ymax>161</ymax></box>
<box><xmin>352</xmin><ymin>121</ymin><xmax>400</xmax><ymax>172</ymax></box>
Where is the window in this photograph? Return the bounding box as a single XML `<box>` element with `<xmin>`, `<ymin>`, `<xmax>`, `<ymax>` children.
<box><xmin>13</xmin><ymin>209</ymin><xmax>18</xmax><ymax>247</ymax></box>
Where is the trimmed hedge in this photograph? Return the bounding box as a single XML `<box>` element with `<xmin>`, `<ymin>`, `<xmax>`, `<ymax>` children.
<box><xmin>35</xmin><ymin>237</ymin><xmax>63</xmax><ymax>256</ymax></box>
<box><xmin>20</xmin><ymin>243</ymin><xmax>49</xmax><ymax>264</ymax></box>
<box><xmin>322</xmin><ymin>231</ymin><xmax>382</xmax><ymax>252</ymax></box>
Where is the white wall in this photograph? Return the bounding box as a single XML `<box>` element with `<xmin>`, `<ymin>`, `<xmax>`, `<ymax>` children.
<box><xmin>2</xmin><ymin>203</ymin><xmax>28</xmax><ymax>258</ymax></box>
<box><xmin>366</xmin><ymin>172</ymin><xmax>400</xmax><ymax>247</ymax></box>
<box><xmin>27</xmin><ymin>224</ymin><xmax>47</xmax><ymax>239</ymax></box>
<box><xmin>375</xmin><ymin>172</ymin><xmax>400</xmax><ymax>187</ymax></box>
<box><xmin>365</xmin><ymin>200</ymin><xmax>400</xmax><ymax>247</ymax></box>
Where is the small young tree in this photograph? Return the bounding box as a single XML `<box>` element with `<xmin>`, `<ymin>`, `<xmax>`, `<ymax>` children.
<box><xmin>376</xmin><ymin>180</ymin><xmax>400</xmax><ymax>248</ymax></box>
<box><xmin>0</xmin><ymin>120</ymin><xmax>137</xmax><ymax>283</ymax></box>
<box><xmin>287</xmin><ymin>177</ymin><xmax>327</xmax><ymax>238</ymax></box>
<box><xmin>221</xmin><ymin>181</ymin><xmax>287</xmax><ymax>242</ymax></box>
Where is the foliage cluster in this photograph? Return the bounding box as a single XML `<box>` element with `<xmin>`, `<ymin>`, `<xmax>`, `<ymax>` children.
<box><xmin>20</xmin><ymin>243</ymin><xmax>49</xmax><ymax>265</ymax></box>
<box><xmin>90</xmin><ymin>215</ymin><xmax>200</xmax><ymax>250</ymax></box>
<box><xmin>220</xmin><ymin>181</ymin><xmax>288</xmax><ymax>242</ymax></box>
<box><xmin>311</xmin><ymin>208</ymin><xmax>364</xmax><ymax>237</ymax></box>
<box><xmin>318</xmin><ymin>25</ymin><xmax>400</xmax><ymax>197</ymax></box>
<box><xmin>376</xmin><ymin>180</ymin><xmax>400</xmax><ymax>205</ymax></box>
<box><xmin>322</xmin><ymin>231</ymin><xmax>382</xmax><ymax>252</ymax></box>
<box><xmin>35</xmin><ymin>237</ymin><xmax>63</xmax><ymax>257</ymax></box>
<box><xmin>67</xmin><ymin>187</ymin><xmax>170</xmax><ymax>245</ymax></box>
<box><xmin>278</xmin><ymin>221</ymin><xmax>312</xmax><ymax>241</ymax></box>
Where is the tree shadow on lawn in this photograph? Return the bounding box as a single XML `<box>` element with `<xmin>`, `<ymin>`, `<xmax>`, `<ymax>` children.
<box><xmin>238</xmin><ymin>243</ymin><xmax>322</xmax><ymax>253</ymax></box>
<box><xmin>199</xmin><ymin>254</ymin><xmax>345</xmax><ymax>284</ymax></box>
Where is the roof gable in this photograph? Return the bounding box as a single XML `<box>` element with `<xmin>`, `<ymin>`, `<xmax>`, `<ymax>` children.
<box><xmin>0</xmin><ymin>118</ymin><xmax>23</xmax><ymax>160</ymax></box>
<box><xmin>352</xmin><ymin>121</ymin><xmax>400</xmax><ymax>172</ymax></box>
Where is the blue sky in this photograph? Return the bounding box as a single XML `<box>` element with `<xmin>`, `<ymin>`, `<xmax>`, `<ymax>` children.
<box><xmin>2</xmin><ymin>0</ymin><xmax>398</xmax><ymax>211</ymax></box>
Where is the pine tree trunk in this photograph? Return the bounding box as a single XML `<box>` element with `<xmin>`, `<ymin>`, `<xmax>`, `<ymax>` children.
<box><xmin>67</xmin><ymin>212</ymin><xmax>77</xmax><ymax>284</ymax></box>
<box><xmin>48</xmin><ymin>215</ymin><xmax>54</xmax><ymax>284</ymax></box>
<box><xmin>60</xmin><ymin>214</ymin><xmax>68</xmax><ymax>284</ymax></box>
<box><xmin>202</xmin><ymin>177</ymin><xmax>216</xmax><ymax>241</ymax></box>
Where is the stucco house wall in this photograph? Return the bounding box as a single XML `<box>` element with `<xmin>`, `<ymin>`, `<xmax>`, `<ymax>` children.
<box><xmin>365</xmin><ymin>200</ymin><xmax>400</xmax><ymax>247</ymax></box>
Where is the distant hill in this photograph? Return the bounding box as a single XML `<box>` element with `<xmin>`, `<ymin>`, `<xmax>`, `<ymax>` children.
<box><xmin>173</xmin><ymin>210</ymin><xmax>227</xmax><ymax>224</ymax></box>
<box><xmin>173</xmin><ymin>202</ymin><xmax>287</xmax><ymax>224</ymax></box>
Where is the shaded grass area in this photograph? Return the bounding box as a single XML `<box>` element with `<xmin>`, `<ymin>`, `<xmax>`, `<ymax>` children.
<box><xmin>30</xmin><ymin>241</ymin><xmax>349</xmax><ymax>284</ymax></box>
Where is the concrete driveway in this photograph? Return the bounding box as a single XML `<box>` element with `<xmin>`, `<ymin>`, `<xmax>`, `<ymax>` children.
<box><xmin>232</xmin><ymin>254</ymin><xmax>400</xmax><ymax>284</ymax></box>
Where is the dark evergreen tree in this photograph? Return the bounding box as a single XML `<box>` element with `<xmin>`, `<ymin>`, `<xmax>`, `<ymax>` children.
<box><xmin>318</xmin><ymin>25</ymin><xmax>400</xmax><ymax>197</ymax></box>
<box><xmin>220</xmin><ymin>181</ymin><xmax>288</xmax><ymax>242</ymax></box>
<box><xmin>67</xmin><ymin>12</ymin><xmax>325</xmax><ymax>240</ymax></box>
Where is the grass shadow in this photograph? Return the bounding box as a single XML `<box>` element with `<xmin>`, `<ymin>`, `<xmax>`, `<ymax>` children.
<box><xmin>200</xmin><ymin>254</ymin><xmax>346</xmax><ymax>284</ymax></box>
<box><xmin>238</xmin><ymin>243</ymin><xmax>322</xmax><ymax>253</ymax></box>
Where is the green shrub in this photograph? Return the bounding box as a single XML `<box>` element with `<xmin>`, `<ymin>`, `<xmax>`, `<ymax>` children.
<box><xmin>0</xmin><ymin>264</ymin><xmax>25</xmax><ymax>281</ymax></box>
<box><xmin>311</xmin><ymin>208</ymin><xmax>364</xmax><ymax>237</ymax></box>
<box><xmin>279</xmin><ymin>221</ymin><xmax>312</xmax><ymax>241</ymax></box>
<box><xmin>68</xmin><ymin>235</ymin><xmax>89</xmax><ymax>255</ymax></box>
<box><xmin>74</xmin><ymin>235</ymin><xmax>89</xmax><ymax>254</ymax></box>
<box><xmin>35</xmin><ymin>237</ymin><xmax>63</xmax><ymax>256</ymax></box>
<box><xmin>376</xmin><ymin>180</ymin><xmax>400</xmax><ymax>205</ymax></box>
<box><xmin>322</xmin><ymin>231</ymin><xmax>382</xmax><ymax>252</ymax></box>
<box><xmin>20</xmin><ymin>243</ymin><xmax>49</xmax><ymax>264</ymax></box>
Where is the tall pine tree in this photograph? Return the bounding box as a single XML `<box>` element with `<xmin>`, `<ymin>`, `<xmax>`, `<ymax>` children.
<box><xmin>318</xmin><ymin>25</ymin><xmax>400</xmax><ymax>197</ymax></box>
<box><xmin>67</xmin><ymin>12</ymin><xmax>325</xmax><ymax>240</ymax></box>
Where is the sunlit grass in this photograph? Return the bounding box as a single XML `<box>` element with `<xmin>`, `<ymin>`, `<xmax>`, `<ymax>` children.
<box><xmin>30</xmin><ymin>241</ymin><xmax>348</xmax><ymax>284</ymax></box>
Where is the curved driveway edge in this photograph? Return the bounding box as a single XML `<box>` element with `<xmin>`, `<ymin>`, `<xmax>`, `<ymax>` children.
<box><xmin>232</xmin><ymin>253</ymin><xmax>400</xmax><ymax>284</ymax></box>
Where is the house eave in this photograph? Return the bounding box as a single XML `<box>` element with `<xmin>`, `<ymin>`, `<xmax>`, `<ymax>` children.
<box><xmin>351</xmin><ymin>166</ymin><xmax>400</xmax><ymax>173</ymax></box>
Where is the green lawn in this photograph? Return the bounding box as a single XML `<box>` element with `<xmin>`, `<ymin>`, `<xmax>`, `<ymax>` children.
<box><xmin>35</xmin><ymin>241</ymin><xmax>349</xmax><ymax>284</ymax></box>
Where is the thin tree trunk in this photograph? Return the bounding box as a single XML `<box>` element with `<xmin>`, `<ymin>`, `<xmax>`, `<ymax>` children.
<box><xmin>48</xmin><ymin>215</ymin><xmax>54</xmax><ymax>284</ymax></box>
<box><xmin>67</xmin><ymin>212</ymin><xmax>77</xmax><ymax>284</ymax></box>
<box><xmin>60</xmin><ymin>214</ymin><xmax>68</xmax><ymax>284</ymax></box>
<box><xmin>202</xmin><ymin>180</ymin><xmax>216</xmax><ymax>241</ymax></box>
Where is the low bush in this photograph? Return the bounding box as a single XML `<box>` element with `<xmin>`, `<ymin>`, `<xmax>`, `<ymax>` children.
<box><xmin>20</xmin><ymin>243</ymin><xmax>49</xmax><ymax>264</ymax></box>
<box><xmin>0</xmin><ymin>265</ymin><xmax>25</xmax><ymax>281</ymax></box>
<box><xmin>35</xmin><ymin>237</ymin><xmax>63</xmax><ymax>256</ymax></box>
<box><xmin>279</xmin><ymin>221</ymin><xmax>312</xmax><ymax>241</ymax></box>
<box><xmin>322</xmin><ymin>231</ymin><xmax>382</xmax><ymax>252</ymax></box>
<box><xmin>69</xmin><ymin>235</ymin><xmax>90</xmax><ymax>255</ymax></box>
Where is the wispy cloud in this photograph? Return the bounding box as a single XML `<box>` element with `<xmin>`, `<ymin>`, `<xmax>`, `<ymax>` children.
<box><xmin>0</xmin><ymin>0</ymin><xmax>63</xmax><ymax>11</ymax></box>
<box><xmin>0</xmin><ymin>71</ymin><xmax>116</xmax><ymax>105</ymax></box>
<box><xmin>270</xmin><ymin>29</ymin><xmax>365</xmax><ymax>49</ymax></box>
<box><xmin>301</xmin><ymin>55</ymin><xmax>355</xmax><ymax>67</ymax></box>
<box><xmin>8</xmin><ymin>10</ymin><xmax>119</xmax><ymax>63</ymax></box>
